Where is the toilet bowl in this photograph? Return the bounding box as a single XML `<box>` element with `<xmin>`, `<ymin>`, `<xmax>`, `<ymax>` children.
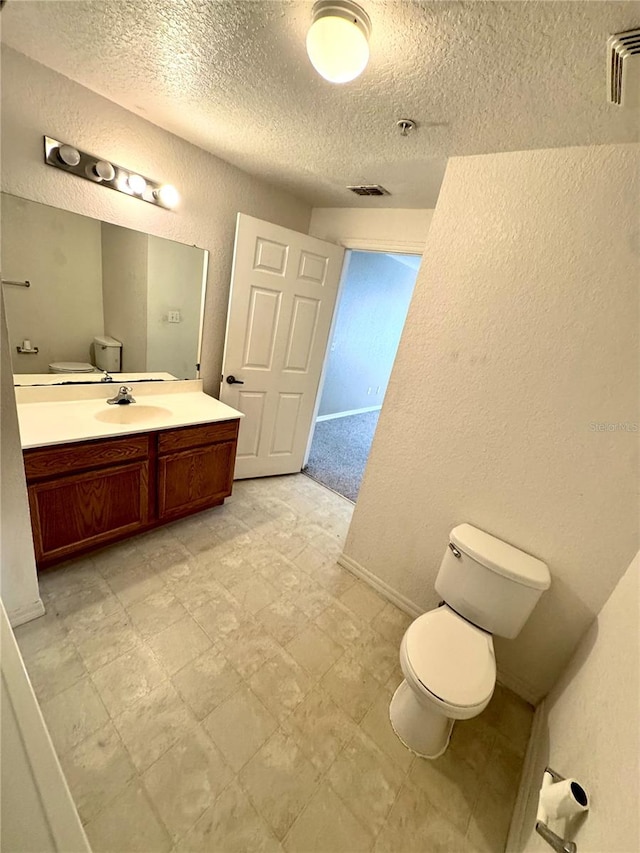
<box><xmin>389</xmin><ymin>523</ymin><xmax>551</xmax><ymax>760</ymax></box>
<box><xmin>389</xmin><ymin>605</ymin><xmax>495</xmax><ymax>758</ymax></box>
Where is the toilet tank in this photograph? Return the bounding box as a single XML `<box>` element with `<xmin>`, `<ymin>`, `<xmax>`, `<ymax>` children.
<box><xmin>93</xmin><ymin>336</ymin><xmax>122</xmax><ymax>372</ymax></box>
<box><xmin>435</xmin><ymin>524</ymin><xmax>550</xmax><ymax>639</ymax></box>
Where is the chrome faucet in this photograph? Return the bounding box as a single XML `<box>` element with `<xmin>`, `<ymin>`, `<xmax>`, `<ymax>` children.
<box><xmin>107</xmin><ymin>385</ymin><xmax>136</xmax><ymax>405</ymax></box>
<box><xmin>100</xmin><ymin>370</ymin><xmax>114</xmax><ymax>382</ymax></box>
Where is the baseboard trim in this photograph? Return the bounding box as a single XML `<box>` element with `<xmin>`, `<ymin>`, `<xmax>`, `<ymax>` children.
<box><xmin>506</xmin><ymin>698</ymin><xmax>547</xmax><ymax>853</ymax></box>
<box><xmin>495</xmin><ymin>668</ymin><xmax>540</xmax><ymax>706</ymax></box>
<box><xmin>337</xmin><ymin>552</ymin><xmax>423</xmax><ymax>619</ymax></box>
<box><xmin>316</xmin><ymin>405</ymin><xmax>382</xmax><ymax>422</ymax></box>
<box><xmin>7</xmin><ymin>597</ymin><xmax>45</xmax><ymax>628</ymax></box>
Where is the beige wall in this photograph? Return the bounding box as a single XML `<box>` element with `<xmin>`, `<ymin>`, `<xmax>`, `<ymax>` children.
<box><xmin>1</xmin><ymin>47</ymin><xmax>311</xmax><ymax>395</ymax></box>
<box><xmin>2</xmin><ymin>194</ymin><xmax>104</xmax><ymax>373</ymax></box>
<box><xmin>309</xmin><ymin>207</ymin><xmax>433</xmax><ymax>252</ymax></box>
<box><xmin>0</xmin><ymin>294</ymin><xmax>42</xmax><ymax>626</ymax></box>
<box><xmin>514</xmin><ymin>552</ymin><xmax>639</xmax><ymax>853</ymax></box>
<box><xmin>101</xmin><ymin>223</ymin><xmax>148</xmax><ymax>372</ymax></box>
<box><xmin>342</xmin><ymin>144</ymin><xmax>640</xmax><ymax>703</ymax></box>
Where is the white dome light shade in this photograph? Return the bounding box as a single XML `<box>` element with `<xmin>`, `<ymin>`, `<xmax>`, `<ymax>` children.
<box><xmin>306</xmin><ymin>1</ymin><xmax>371</xmax><ymax>84</ymax></box>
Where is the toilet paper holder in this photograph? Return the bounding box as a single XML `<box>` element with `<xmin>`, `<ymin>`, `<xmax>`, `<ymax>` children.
<box><xmin>536</xmin><ymin>766</ymin><xmax>589</xmax><ymax>853</ymax></box>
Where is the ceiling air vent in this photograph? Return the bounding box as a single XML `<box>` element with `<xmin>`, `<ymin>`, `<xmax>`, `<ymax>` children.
<box><xmin>607</xmin><ymin>28</ymin><xmax>640</xmax><ymax>106</ymax></box>
<box><xmin>347</xmin><ymin>184</ymin><xmax>390</xmax><ymax>196</ymax></box>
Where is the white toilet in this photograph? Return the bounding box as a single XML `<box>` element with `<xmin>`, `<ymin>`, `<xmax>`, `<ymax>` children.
<box><xmin>389</xmin><ymin>523</ymin><xmax>550</xmax><ymax>759</ymax></box>
<box><xmin>49</xmin><ymin>335</ymin><xmax>122</xmax><ymax>375</ymax></box>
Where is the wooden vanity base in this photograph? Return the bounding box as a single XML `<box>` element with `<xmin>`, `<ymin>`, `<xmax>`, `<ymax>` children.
<box><xmin>23</xmin><ymin>420</ymin><xmax>239</xmax><ymax>569</ymax></box>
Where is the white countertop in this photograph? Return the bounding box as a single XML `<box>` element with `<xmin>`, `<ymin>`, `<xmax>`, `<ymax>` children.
<box><xmin>16</xmin><ymin>380</ymin><xmax>244</xmax><ymax>450</ymax></box>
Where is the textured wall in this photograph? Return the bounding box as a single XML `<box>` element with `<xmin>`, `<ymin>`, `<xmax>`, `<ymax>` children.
<box><xmin>2</xmin><ymin>195</ymin><xmax>104</xmax><ymax>373</ymax></box>
<box><xmin>319</xmin><ymin>252</ymin><xmax>417</xmax><ymax>416</ymax></box>
<box><xmin>517</xmin><ymin>552</ymin><xmax>639</xmax><ymax>852</ymax></box>
<box><xmin>1</xmin><ymin>47</ymin><xmax>311</xmax><ymax>395</ymax></box>
<box><xmin>343</xmin><ymin>144</ymin><xmax>640</xmax><ymax>702</ymax></box>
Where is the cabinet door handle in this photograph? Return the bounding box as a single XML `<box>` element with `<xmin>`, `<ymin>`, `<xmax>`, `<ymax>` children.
<box><xmin>226</xmin><ymin>375</ymin><xmax>244</xmax><ymax>385</ymax></box>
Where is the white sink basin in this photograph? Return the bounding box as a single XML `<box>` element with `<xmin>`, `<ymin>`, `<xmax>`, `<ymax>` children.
<box><xmin>94</xmin><ymin>405</ymin><xmax>173</xmax><ymax>425</ymax></box>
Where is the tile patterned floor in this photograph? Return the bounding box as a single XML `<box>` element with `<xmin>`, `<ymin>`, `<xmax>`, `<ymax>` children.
<box><xmin>15</xmin><ymin>474</ymin><xmax>533</xmax><ymax>853</ymax></box>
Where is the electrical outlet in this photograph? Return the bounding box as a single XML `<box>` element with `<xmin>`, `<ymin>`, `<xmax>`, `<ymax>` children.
<box><xmin>167</xmin><ymin>310</ymin><xmax>181</xmax><ymax>323</ymax></box>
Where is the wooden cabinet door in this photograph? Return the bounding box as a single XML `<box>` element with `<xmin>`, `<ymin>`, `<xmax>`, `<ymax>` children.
<box><xmin>28</xmin><ymin>460</ymin><xmax>150</xmax><ymax>566</ymax></box>
<box><xmin>158</xmin><ymin>441</ymin><xmax>235</xmax><ymax>521</ymax></box>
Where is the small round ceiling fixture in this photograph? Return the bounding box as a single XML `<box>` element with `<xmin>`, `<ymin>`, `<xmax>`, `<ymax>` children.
<box><xmin>396</xmin><ymin>119</ymin><xmax>417</xmax><ymax>137</ymax></box>
<box><xmin>306</xmin><ymin>0</ymin><xmax>371</xmax><ymax>84</ymax></box>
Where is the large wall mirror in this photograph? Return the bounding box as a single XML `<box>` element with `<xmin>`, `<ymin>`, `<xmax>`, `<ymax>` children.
<box><xmin>1</xmin><ymin>193</ymin><xmax>208</xmax><ymax>384</ymax></box>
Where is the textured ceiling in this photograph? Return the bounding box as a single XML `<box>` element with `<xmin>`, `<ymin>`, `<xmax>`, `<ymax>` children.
<box><xmin>2</xmin><ymin>1</ymin><xmax>639</xmax><ymax>208</ymax></box>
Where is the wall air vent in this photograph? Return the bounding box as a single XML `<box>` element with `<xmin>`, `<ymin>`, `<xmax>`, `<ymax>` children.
<box><xmin>347</xmin><ymin>184</ymin><xmax>390</xmax><ymax>196</ymax></box>
<box><xmin>607</xmin><ymin>28</ymin><xmax>640</xmax><ymax>106</ymax></box>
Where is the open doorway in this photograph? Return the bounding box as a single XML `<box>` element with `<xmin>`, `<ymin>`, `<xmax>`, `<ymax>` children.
<box><xmin>304</xmin><ymin>250</ymin><xmax>420</xmax><ymax>501</ymax></box>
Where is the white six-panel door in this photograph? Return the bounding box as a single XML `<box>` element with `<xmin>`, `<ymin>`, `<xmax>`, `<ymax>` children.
<box><xmin>220</xmin><ymin>214</ymin><xmax>344</xmax><ymax>479</ymax></box>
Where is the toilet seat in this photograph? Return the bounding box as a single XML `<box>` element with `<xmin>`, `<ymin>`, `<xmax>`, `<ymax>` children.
<box><xmin>401</xmin><ymin>605</ymin><xmax>496</xmax><ymax>712</ymax></box>
<box><xmin>49</xmin><ymin>361</ymin><xmax>96</xmax><ymax>374</ymax></box>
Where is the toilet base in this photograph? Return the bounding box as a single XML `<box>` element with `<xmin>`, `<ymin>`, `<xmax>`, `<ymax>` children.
<box><xmin>389</xmin><ymin>680</ymin><xmax>454</xmax><ymax>759</ymax></box>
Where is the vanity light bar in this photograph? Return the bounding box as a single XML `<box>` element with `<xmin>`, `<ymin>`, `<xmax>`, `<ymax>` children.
<box><xmin>43</xmin><ymin>136</ymin><xmax>180</xmax><ymax>210</ymax></box>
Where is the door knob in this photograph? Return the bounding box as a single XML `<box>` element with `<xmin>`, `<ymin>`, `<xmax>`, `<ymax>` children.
<box><xmin>226</xmin><ymin>375</ymin><xmax>244</xmax><ymax>385</ymax></box>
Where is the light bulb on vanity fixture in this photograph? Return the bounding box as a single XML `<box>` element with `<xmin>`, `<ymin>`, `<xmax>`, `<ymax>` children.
<box><xmin>127</xmin><ymin>173</ymin><xmax>147</xmax><ymax>195</ymax></box>
<box><xmin>85</xmin><ymin>159</ymin><xmax>116</xmax><ymax>182</ymax></box>
<box><xmin>306</xmin><ymin>0</ymin><xmax>371</xmax><ymax>83</ymax></box>
<box><xmin>94</xmin><ymin>160</ymin><xmax>116</xmax><ymax>181</ymax></box>
<box><xmin>44</xmin><ymin>136</ymin><xmax>180</xmax><ymax>210</ymax></box>
<box><xmin>153</xmin><ymin>184</ymin><xmax>180</xmax><ymax>209</ymax></box>
<box><xmin>56</xmin><ymin>144</ymin><xmax>81</xmax><ymax>166</ymax></box>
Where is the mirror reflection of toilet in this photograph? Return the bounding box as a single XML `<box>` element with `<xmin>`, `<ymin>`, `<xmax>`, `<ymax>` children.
<box><xmin>49</xmin><ymin>335</ymin><xmax>122</xmax><ymax>374</ymax></box>
<box><xmin>389</xmin><ymin>523</ymin><xmax>550</xmax><ymax>759</ymax></box>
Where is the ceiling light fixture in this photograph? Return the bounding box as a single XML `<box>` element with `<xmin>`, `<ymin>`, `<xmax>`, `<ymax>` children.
<box><xmin>396</xmin><ymin>118</ymin><xmax>417</xmax><ymax>137</ymax></box>
<box><xmin>306</xmin><ymin>0</ymin><xmax>371</xmax><ymax>84</ymax></box>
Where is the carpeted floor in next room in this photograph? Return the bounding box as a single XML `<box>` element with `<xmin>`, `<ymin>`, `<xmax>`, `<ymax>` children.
<box><xmin>304</xmin><ymin>410</ymin><xmax>380</xmax><ymax>502</ymax></box>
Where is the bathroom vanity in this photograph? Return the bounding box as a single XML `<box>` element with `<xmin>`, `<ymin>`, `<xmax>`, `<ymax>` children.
<box><xmin>15</xmin><ymin>381</ymin><xmax>243</xmax><ymax>569</ymax></box>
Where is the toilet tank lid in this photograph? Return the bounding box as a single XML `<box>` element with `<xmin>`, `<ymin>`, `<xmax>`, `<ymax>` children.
<box><xmin>450</xmin><ymin>524</ymin><xmax>551</xmax><ymax>590</ymax></box>
<box><xmin>94</xmin><ymin>335</ymin><xmax>122</xmax><ymax>348</ymax></box>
